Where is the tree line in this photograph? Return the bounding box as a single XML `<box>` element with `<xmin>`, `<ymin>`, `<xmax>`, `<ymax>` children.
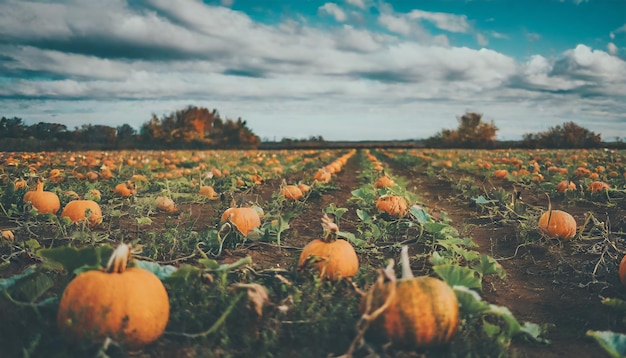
<box><xmin>0</xmin><ymin>107</ymin><xmax>615</xmax><ymax>151</ymax></box>
<box><xmin>0</xmin><ymin>106</ymin><xmax>260</xmax><ymax>151</ymax></box>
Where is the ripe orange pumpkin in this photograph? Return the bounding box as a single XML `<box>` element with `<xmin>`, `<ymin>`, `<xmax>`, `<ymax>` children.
<box><xmin>494</xmin><ymin>169</ymin><xmax>508</xmax><ymax>179</ymax></box>
<box><xmin>221</xmin><ymin>207</ymin><xmax>261</xmax><ymax>236</ymax></box>
<box><xmin>57</xmin><ymin>244</ymin><xmax>170</xmax><ymax>349</ymax></box>
<box><xmin>374</xmin><ymin>175</ymin><xmax>394</xmax><ymax>189</ymax></box>
<box><xmin>61</xmin><ymin>200</ymin><xmax>103</xmax><ymax>227</ymax></box>
<box><xmin>113</xmin><ymin>181</ymin><xmax>135</xmax><ymax>197</ymax></box>
<box><xmin>376</xmin><ymin>195</ymin><xmax>408</xmax><ymax>218</ymax></box>
<box><xmin>556</xmin><ymin>180</ymin><xmax>576</xmax><ymax>193</ymax></box>
<box><xmin>298</xmin><ymin>214</ymin><xmax>358</xmax><ymax>280</ymax></box>
<box><xmin>23</xmin><ymin>181</ymin><xmax>61</xmax><ymax>215</ymax></box>
<box><xmin>587</xmin><ymin>181</ymin><xmax>610</xmax><ymax>192</ymax></box>
<box><xmin>281</xmin><ymin>184</ymin><xmax>304</xmax><ymax>201</ymax></box>
<box><xmin>313</xmin><ymin>169</ymin><xmax>332</xmax><ymax>183</ymax></box>
<box><xmin>199</xmin><ymin>185</ymin><xmax>220</xmax><ymax>200</ymax></box>
<box><xmin>538</xmin><ymin>209</ymin><xmax>577</xmax><ymax>240</ymax></box>
<box><xmin>364</xmin><ymin>246</ymin><xmax>459</xmax><ymax>348</ymax></box>
<box><xmin>155</xmin><ymin>196</ymin><xmax>177</xmax><ymax>213</ymax></box>
<box><xmin>619</xmin><ymin>255</ymin><xmax>626</xmax><ymax>286</ymax></box>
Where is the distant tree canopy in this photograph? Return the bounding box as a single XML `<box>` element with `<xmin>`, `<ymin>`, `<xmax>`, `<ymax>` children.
<box><xmin>140</xmin><ymin>106</ymin><xmax>260</xmax><ymax>148</ymax></box>
<box><xmin>0</xmin><ymin>106</ymin><xmax>261</xmax><ymax>151</ymax></box>
<box><xmin>428</xmin><ymin>112</ymin><xmax>498</xmax><ymax>148</ymax></box>
<box><xmin>522</xmin><ymin>122</ymin><xmax>602</xmax><ymax>148</ymax></box>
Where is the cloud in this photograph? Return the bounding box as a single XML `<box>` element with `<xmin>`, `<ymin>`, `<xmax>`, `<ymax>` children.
<box><xmin>476</xmin><ymin>33</ymin><xmax>488</xmax><ymax>47</ymax></box>
<box><xmin>0</xmin><ymin>1</ymin><xmax>624</xmax><ymax>141</ymax></box>
<box><xmin>607</xmin><ymin>42</ymin><xmax>618</xmax><ymax>55</ymax></box>
<box><xmin>345</xmin><ymin>0</ymin><xmax>366</xmax><ymax>9</ymax></box>
<box><xmin>318</xmin><ymin>3</ymin><xmax>347</xmax><ymax>22</ymax></box>
<box><xmin>614</xmin><ymin>24</ymin><xmax>626</xmax><ymax>35</ymax></box>
<box><xmin>407</xmin><ymin>9</ymin><xmax>471</xmax><ymax>33</ymax></box>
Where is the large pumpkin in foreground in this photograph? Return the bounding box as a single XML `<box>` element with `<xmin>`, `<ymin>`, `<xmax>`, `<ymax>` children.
<box><xmin>538</xmin><ymin>209</ymin><xmax>577</xmax><ymax>240</ymax></box>
<box><xmin>619</xmin><ymin>255</ymin><xmax>626</xmax><ymax>287</ymax></box>
<box><xmin>363</xmin><ymin>246</ymin><xmax>459</xmax><ymax>348</ymax></box>
<box><xmin>298</xmin><ymin>214</ymin><xmax>358</xmax><ymax>280</ymax></box>
<box><xmin>57</xmin><ymin>244</ymin><xmax>170</xmax><ymax>349</ymax></box>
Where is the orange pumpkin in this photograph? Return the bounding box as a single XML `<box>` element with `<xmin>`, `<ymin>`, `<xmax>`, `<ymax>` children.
<box><xmin>364</xmin><ymin>246</ymin><xmax>459</xmax><ymax>348</ymax></box>
<box><xmin>587</xmin><ymin>181</ymin><xmax>610</xmax><ymax>192</ymax></box>
<box><xmin>61</xmin><ymin>200</ymin><xmax>103</xmax><ymax>227</ymax></box>
<box><xmin>113</xmin><ymin>181</ymin><xmax>135</xmax><ymax>197</ymax></box>
<box><xmin>494</xmin><ymin>169</ymin><xmax>508</xmax><ymax>179</ymax></box>
<box><xmin>374</xmin><ymin>175</ymin><xmax>394</xmax><ymax>189</ymax></box>
<box><xmin>155</xmin><ymin>196</ymin><xmax>177</xmax><ymax>213</ymax></box>
<box><xmin>313</xmin><ymin>169</ymin><xmax>332</xmax><ymax>183</ymax></box>
<box><xmin>199</xmin><ymin>185</ymin><xmax>220</xmax><ymax>200</ymax></box>
<box><xmin>221</xmin><ymin>207</ymin><xmax>261</xmax><ymax>236</ymax></box>
<box><xmin>57</xmin><ymin>244</ymin><xmax>169</xmax><ymax>349</ymax></box>
<box><xmin>281</xmin><ymin>184</ymin><xmax>304</xmax><ymax>201</ymax></box>
<box><xmin>23</xmin><ymin>181</ymin><xmax>61</xmax><ymax>215</ymax></box>
<box><xmin>619</xmin><ymin>255</ymin><xmax>626</xmax><ymax>286</ymax></box>
<box><xmin>538</xmin><ymin>210</ymin><xmax>577</xmax><ymax>240</ymax></box>
<box><xmin>556</xmin><ymin>180</ymin><xmax>576</xmax><ymax>193</ymax></box>
<box><xmin>298</xmin><ymin>214</ymin><xmax>358</xmax><ymax>280</ymax></box>
<box><xmin>376</xmin><ymin>195</ymin><xmax>408</xmax><ymax>218</ymax></box>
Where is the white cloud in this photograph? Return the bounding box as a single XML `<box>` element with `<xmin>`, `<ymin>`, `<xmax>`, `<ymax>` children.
<box><xmin>607</xmin><ymin>42</ymin><xmax>618</xmax><ymax>55</ymax></box>
<box><xmin>476</xmin><ymin>33</ymin><xmax>488</xmax><ymax>46</ymax></box>
<box><xmin>345</xmin><ymin>0</ymin><xmax>366</xmax><ymax>9</ymax></box>
<box><xmin>220</xmin><ymin>0</ymin><xmax>234</xmax><ymax>7</ymax></box>
<box><xmin>318</xmin><ymin>3</ymin><xmax>347</xmax><ymax>22</ymax></box>
<box><xmin>378</xmin><ymin>13</ymin><xmax>415</xmax><ymax>36</ymax></box>
<box><xmin>614</xmin><ymin>24</ymin><xmax>626</xmax><ymax>34</ymax></box>
<box><xmin>407</xmin><ymin>9</ymin><xmax>471</xmax><ymax>33</ymax></box>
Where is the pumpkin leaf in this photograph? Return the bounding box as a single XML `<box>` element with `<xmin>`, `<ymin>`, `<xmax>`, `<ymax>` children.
<box><xmin>586</xmin><ymin>330</ymin><xmax>626</xmax><ymax>358</ymax></box>
<box><xmin>336</xmin><ymin>231</ymin><xmax>366</xmax><ymax>248</ymax></box>
<box><xmin>518</xmin><ymin>322</ymin><xmax>551</xmax><ymax>344</ymax></box>
<box><xmin>10</xmin><ymin>271</ymin><xmax>53</xmax><ymax>303</ymax></box>
<box><xmin>601</xmin><ymin>297</ymin><xmax>626</xmax><ymax>312</ymax></box>
<box><xmin>453</xmin><ymin>285</ymin><xmax>490</xmax><ymax>316</ymax></box>
<box><xmin>433</xmin><ymin>264</ymin><xmax>482</xmax><ymax>291</ymax></box>
<box><xmin>0</xmin><ymin>267</ymin><xmax>37</xmax><ymax>291</ymax></box>
<box><xmin>38</xmin><ymin>245</ymin><xmax>113</xmax><ymax>274</ymax></box>
<box><xmin>486</xmin><ymin>304</ymin><xmax>521</xmax><ymax>338</ymax></box>
<box><xmin>165</xmin><ymin>264</ymin><xmax>202</xmax><ymax>283</ymax></box>
<box><xmin>136</xmin><ymin>216</ymin><xmax>153</xmax><ymax>226</ymax></box>
<box><xmin>472</xmin><ymin>254</ymin><xmax>506</xmax><ymax>279</ymax></box>
<box><xmin>472</xmin><ymin>195</ymin><xmax>496</xmax><ymax>205</ymax></box>
<box><xmin>409</xmin><ymin>205</ymin><xmax>431</xmax><ymax>223</ymax></box>
<box><xmin>356</xmin><ymin>209</ymin><xmax>372</xmax><ymax>223</ymax></box>
<box><xmin>134</xmin><ymin>259</ymin><xmax>178</xmax><ymax>280</ymax></box>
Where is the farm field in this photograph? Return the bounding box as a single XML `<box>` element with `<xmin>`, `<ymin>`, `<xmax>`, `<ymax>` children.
<box><xmin>1</xmin><ymin>148</ymin><xmax>625</xmax><ymax>357</ymax></box>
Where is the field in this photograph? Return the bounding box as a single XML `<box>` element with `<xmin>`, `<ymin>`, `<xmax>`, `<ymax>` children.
<box><xmin>1</xmin><ymin>148</ymin><xmax>626</xmax><ymax>357</ymax></box>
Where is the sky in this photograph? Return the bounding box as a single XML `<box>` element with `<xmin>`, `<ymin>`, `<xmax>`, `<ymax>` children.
<box><xmin>0</xmin><ymin>0</ymin><xmax>625</xmax><ymax>142</ymax></box>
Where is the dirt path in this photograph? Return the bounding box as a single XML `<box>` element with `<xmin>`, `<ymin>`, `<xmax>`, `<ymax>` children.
<box><xmin>381</xmin><ymin>155</ymin><xmax>619</xmax><ymax>358</ymax></box>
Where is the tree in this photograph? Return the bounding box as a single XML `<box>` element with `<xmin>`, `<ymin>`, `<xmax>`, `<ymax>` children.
<box><xmin>431</xmin><ymin>112</ymin><xmax>498</xmax><ymax>148</ymax></box>
<box><xmin>522</xmin><ymin>121</ymin><xmax>601</xmax><ymax>148</ymax></box>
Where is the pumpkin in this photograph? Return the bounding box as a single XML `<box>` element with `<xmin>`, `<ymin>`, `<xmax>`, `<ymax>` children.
<box><xmin>281</xmin><ymin>184</ymin><xmax>304</xmax><ymax>201</ymax></box>
<box><xmin>23</xmin><ymin>181</ymin><xmax>61</xmax><ymax>215</ymax></box>
<box><xmin>538</xmin><ymin>209</ymin><xmax>577</xmax><ymax>240</ymax></box>
<box><xmin>221</xmin><ymin>207</ymin><xmax>261</xmax><ymax>236</ymax></box>
<box><xmin>199</xmin><ymin>185</ymin><xmax>220</xmax><ymax>200</ymax></box>
<box><xmin>113</xmin><ymin>181</ymin><xmax>135</xmax><ymax>197</ymax></box>
<box><xmin>556</xmin><ymin>180</ymin><xmax>576</xmax><ymax>193</ymax></box>
<box><xmin>494</xmin><ymin>169</ymin><xmax>508</xmax><ymax>179</ymax></box>
<box><xmin>587</xmin><ymin>181</ymin><xmax>610</xmax><ymax>192</ymax></box>
<box><xmin>155</xmin><ymin>196</ymin><xmax>177</xmax><ymax>213</ymax></box>
<box><xmin>298</xmin><ymin>214</ymin><xmax>358</xmax><ymax>280</ymax></box>
<box><xmin>376</xmin><ymin>195</ymin><xmax>408</xmax><ymax>218</ymax></box>
<box><xmin>619</xmin><ymin>255</ymin><xmax>626</xmax><ymax>286</ymax></box>
<box><xmin>57</xmin><ymin>244</ymin><xmax>169</xmax><ymax>349</ymax></box>
<box><xmin>313</xmin><ymin>169</ymin><xmax>332</xmax><ymax>183</ymax></box>
<box><xmin>61</xmin><ymin>200</ymin><xmax>103</xmax><ymax>227</ymax></box>
<box><xmin>297</xmin><ymin>183</ymin><xmax>311</xmax><ymax>194</ymax></box>
<box><xmin>374</xmin><ymin>175</ymin><xmax>394</xmax><ymax>189</ymax></box>
<box><xmin>363</xmin><ymin>246</ymin><xmax>459</xmax><ymax>348</ymax></box>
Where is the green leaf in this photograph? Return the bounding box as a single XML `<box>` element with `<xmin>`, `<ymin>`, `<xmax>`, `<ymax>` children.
<box><xmin>601</xmin><ymin>297</ymin><xmax>626</xmax><ymax>312</ymax></box>
<box><xmin>453</xmin><ymin>285</ymin><xmax>490</xmax><ymax>316</ymax></box>
<box><xmin>336</xmin><ymin>231</ymin><xmax>366</xmax><ymax>247</ymax></box>
<box><xmin>12</xmin><ymin>272</ymin><xmax>53</xmax><ymax>303</ymax></box>
<box><xmin>487</xmin><ymin>304</ymin><xmax>521</xmax><ymax>338</ymax></box>
<box><xmin>433</xmin><ymin>264</ymin><xmax>482</xmax><ymax>291</ymax></box>
<box><xmin>0</xmin><ymin>267</ymin><xmax>37</xmax><ymax>291</ymax></box>
<box><xmin>38</xmin><ymin>245</ymin><xmax>113</xmax><ymax>274</ymax></box>
<box><xmin>356</xmin><ymin>209</ymin><xmax>372</xmax><ymax>223</ymax></box>
<box><xmin>134</xmin><ymin>260</ymin><xmax>178</xmax><ymax>280</ymax></box>
<box><xmin>587</xmin><ymin>330</ymin><xmax>626</xmax><ymax>358</ymax></box>
<box><xmin>165</xmin><ymin>264</ymin><xmax>202</xmax><ymax>284</ymax></box>
<box><xmin>136</xmin><ymin>216</ymin><xmax>153</xmax><ymax>226</ymax></box>
<box><xmin>472</xmin><ymin>255</ymin><xmax>506</xmax><ymax>279</ymax></box>
<box><xmin>472</xmin><ymin>195</ymin><xmax>496</xmax><ymax>205</ymax></box>
<box><xmin>519</xmin><ymin>322</ymin><xmax>551</xmax><ymax>344</ymax></box>
<box><xmin>409</xmin><ymin>205</ymin><xmax>431</xmax><ymax>223</ymax></box>
<box><xmin>198</xmin><ymin>258</ymin><xmax>221</xmax><ymax>270</ymax></box>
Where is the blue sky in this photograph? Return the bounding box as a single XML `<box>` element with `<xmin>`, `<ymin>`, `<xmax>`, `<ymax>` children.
<box><xmin>1</xmin><ymin>0</ymin><xmax>625</xmax><ymax>141</ymax></box>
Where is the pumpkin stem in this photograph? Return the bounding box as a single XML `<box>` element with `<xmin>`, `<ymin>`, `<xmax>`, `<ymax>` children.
<box><xmin>107</xmin><ymin>243</ymin><xmax>132</xmax><ymax>273</ymax></box>
<box><xmin>545</xmin><ymin>193</ymin><xmax>553</xmax><ymax>228</ymax></box>
<box><xmin>36</xmin><ymin>181</ymin><xmax>45</xmax><ymax>192</ymax></box>
<box><xmin>321</xmin><ymin>214</ymin><xmax>339</xmax><ymax>242</ymax></box>
<box><xmin>400</xmin><ymin>245</ymin><xmax>414</xmax><ymax>279</ymax></box>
